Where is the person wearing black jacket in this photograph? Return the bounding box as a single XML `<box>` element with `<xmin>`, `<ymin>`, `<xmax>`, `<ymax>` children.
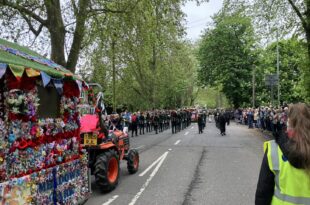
<box><xmin>139</xmin><ymin>112</ymin><xmax>145</xmax><ymax>135</ymax></box>
<box><xmin>218</xmin><ymin>112</ymin><xmax>227</xmax><ymax>136</ymax></box>
<box><xmin>197</xmin><ymin>113</ymin><xmax>204</xmax><ymax>134</ymax></box>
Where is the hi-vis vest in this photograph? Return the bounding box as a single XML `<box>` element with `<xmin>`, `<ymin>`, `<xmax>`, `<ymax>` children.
<box><xmin>264</xmin><ymin>140</ymin><xmax>310</xmax><ymax>205</ymax></box>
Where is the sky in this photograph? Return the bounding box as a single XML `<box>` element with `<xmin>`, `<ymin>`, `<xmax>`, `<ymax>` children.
<box><xmin>182</xmin><ymin>0</ymin><xmax>223</xmax><ymax>42</ymax></box>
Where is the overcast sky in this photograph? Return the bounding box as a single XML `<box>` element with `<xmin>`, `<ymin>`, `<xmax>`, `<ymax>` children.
<box><xmin>182</xmin><ymin>0</ymin><xmax>223</xmax><ymax>41</ymax></box>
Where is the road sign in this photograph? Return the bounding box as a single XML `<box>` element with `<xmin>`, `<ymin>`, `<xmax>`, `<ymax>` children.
<box><xmin>265</xmin><ymin>74</ymin><xmax>278</xmax><ymax>86</ymax></box>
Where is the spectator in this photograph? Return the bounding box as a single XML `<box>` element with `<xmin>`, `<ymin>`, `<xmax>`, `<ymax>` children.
<box><xmin>247</xmin><ymin>108</ymin><xmax>254</xmax><ymax>128</ymax></box>
<box><xmin>131</xmin><ymin>112</ymin><xmax>138</xmax><ymax>137</ymax></box>
<box><xmin>255</xmin><ymin>103</ymin><xmax>310</xmax><ymax>205</ymax></box>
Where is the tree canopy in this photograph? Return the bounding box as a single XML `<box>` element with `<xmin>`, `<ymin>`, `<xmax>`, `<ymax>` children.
<box><xmin>198</xmin><ymin>12</ymin><xmax>256</xmax><ymax>108</ymax></box>
<box><xmin>1</xmin><ymin>0</ymin><xmax>309</xmax><ymax>109</ymax></box>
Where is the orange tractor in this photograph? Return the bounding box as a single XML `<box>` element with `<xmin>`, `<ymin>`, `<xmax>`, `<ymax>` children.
<box><xmin>79</xmin><ymin>84</ymin><xmax>139</xmax><ymax>192</ymax></box>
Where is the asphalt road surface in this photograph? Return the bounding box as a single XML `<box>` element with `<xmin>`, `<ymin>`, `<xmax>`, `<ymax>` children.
<box><xmin>86</xmin><ymin>121</ymin><xmax>271</xmax><ymax>205</ymax></box>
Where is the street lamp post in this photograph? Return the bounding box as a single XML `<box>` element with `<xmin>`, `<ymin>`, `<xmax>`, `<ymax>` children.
<box><xmin>112</xmin><ymin>38</ymin><xmax>116</xmax><ymax>112</ymax></box>
<box><xmin>276</xmin><ymin>30</ymin><xmax>280</xmax><ymax>107</ymax></box>
<box><xmin>252</xmin><ymin>65</ymin><xmax>255</xmax><ymax>108</ymax></box>
<box><xmin>268</xmin><ymin>0</ymin><xmax>280</xmax><ymax>107</ymax></box>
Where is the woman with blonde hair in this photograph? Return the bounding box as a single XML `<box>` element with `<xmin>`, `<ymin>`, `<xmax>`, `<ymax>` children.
<box><xmin>255</xmin><ymin>103</ymin><xmax>310</xmax><ymax>205</ymax></box>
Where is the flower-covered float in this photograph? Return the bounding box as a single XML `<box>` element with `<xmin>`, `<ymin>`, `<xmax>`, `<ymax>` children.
<box><xmin>0</xmin><ymin>39</ymin><xmax>90</xmax><ymax>204</ymax></box>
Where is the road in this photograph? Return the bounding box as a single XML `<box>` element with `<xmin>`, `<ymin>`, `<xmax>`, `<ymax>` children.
<box><xmin>86</xmin><ymin>121</ymin><xmax>270</xmax><ymax>205</ymax></box>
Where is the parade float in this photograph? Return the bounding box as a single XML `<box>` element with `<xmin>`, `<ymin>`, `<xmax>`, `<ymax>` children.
<box><xmin>0</xmin><ymin>39</ymin><xmax>90</xmax><ymax>204</ymax></box>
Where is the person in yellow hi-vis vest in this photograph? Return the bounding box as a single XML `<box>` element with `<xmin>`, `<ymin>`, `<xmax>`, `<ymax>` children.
<box><xmin>255</xmin><ymin>103</ymin><xmax>310</xmax><ymax>205</ymax></box>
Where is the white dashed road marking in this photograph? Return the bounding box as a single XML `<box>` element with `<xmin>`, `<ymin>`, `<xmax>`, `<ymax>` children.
<box><xmin>102</xmin><ymin>195</ymin><xmax>119</xmax><ymax>205</ymax></box>
<box><xmin>174</xmin><ymin>140</ymin><xmax>181</xmax><ymax>145</ymax></box>
<box><xmin>185</xmin><ymin>131</ymin><xmax>189</xmax><ymax>135</ymax></box>
<box><xmin>133</xmin><ymin>145</ymin><xmax>145</xmax><ymax>150</ymax></box>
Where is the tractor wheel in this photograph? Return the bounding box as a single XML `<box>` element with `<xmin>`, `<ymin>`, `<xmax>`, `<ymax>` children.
<box><xmin>94</xmin><ymin>149</ymin><xmax>119</xmax><ymax>192</ymax></box>
<box><xmin>127</xmin><ymin>149</ymin><xmax>139</xmax><ymax>174</ymax></box>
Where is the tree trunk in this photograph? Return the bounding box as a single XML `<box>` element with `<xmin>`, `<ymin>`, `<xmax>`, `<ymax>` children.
<box><xmin>66</xmin><ymin>0</ymin><xmax>89</xmax><ymax>72</ymax></box>
<box><xmin>44</xmin><ymin>0</ymin><xmax>66</xmax><ymax>68</ymax></box>
<box><xmin>307</xmin><ymin>32</ymin><xmax>310</xmax><ymax>60</ymax></box>
<box><xmin>306</xmin><ymin>1</ymin><xmax>310</xmax><ymax>96</ymax></box>
<box><xmin>306</xmin><ymin>30</ymin><xmax>310</xmax><ymax>97</ymax></box>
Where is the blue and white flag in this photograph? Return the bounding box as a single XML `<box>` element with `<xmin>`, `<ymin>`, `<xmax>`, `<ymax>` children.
<box><xmin>41</xmin><ymin>71</ymin><xmax>51</xmax><ymax>87</ymax></box>
<box><xmin>52</xmin><ymin>78</ymin><xmax>63</xmax><ymax>95</ymax></box>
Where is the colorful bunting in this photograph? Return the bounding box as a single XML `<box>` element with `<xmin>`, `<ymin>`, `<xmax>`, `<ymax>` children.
<box><xmin>25</xmin><ymin>68</ymin><xmax>40</xmax><ymax>77</ymax></box>
<box><xmin>0</xmin><ymin>63</ymin><xmax>6</xmax><ymax>79</ymax></box>
<box><xmin>9</xmin><ymin>64</ymin><xmax>24</xmax><ymax>79</ymax></box>
<box><xmin>41</xmin><ymin>71</ymin><xmax>51</xmax><ymax>87</ymax></box>
<box><xmin>52</xmin><ymin>79</ymin><xmax>63</xmax><ymax>95</ymax></box>
<box><xmin>0</xmin><ymin>44</ymin><xmax>67</xmax><ymax>73</ymax></box>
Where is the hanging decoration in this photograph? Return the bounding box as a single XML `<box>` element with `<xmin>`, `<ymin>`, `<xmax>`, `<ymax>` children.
<box><xmin>26</xmin><ymin>68</ymin><xmax>41</xmax><ymax>77</ymax></box>
<box><xmin>9</xmin><ymin>64</ymin><xmax>24</xmax><ymax>80</ymax></box>
<box><xmin>41</xmin><ymin>71</ymin><xmax>52</xmax><ymax>87</ymax></box>
<box><xmin>53</xmin><ymin>78</ymin><xmax>64</xmax><ymax>95</ymax></box>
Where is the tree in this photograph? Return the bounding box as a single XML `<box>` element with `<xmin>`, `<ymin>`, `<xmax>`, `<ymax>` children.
<box><xmin>251</xmin><ymin>0</ymin><xmax>310</xmax><ymax>99</ymax></box>
<box><xmin>85</xmin><ymin>0</ymin><xmax>200</xmax><ymax>110</ymax></box>
<box><xmin>0</xmin><ymin>0</ymin><xmax>133</xmax><ymax>72</ymax></box>
<box><xmin>198</xmin><ymin>12</ymin><xmax>257</xmax><ymax>108</ymax></box>
<box><xmin>255</xmin><ymin>38</ymin><xmax>308</xmax><ymax>104</ymax></box>
<box><xmin>216</xmin><ymin>0</ymin><xmax>310</xmax><ymax>102</ymax></box>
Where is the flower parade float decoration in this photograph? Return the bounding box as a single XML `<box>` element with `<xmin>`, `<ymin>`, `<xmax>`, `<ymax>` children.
<box><xmin>0</xmin><ymin>39</ymin><xmax>90</xmax><ymax>204</ymax></box>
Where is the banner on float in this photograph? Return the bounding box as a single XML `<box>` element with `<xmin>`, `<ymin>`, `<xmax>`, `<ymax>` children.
<box><xmin>0</xmin><ymin>158</ymin><xmax>89</xmax><ymax>205</ymax></box>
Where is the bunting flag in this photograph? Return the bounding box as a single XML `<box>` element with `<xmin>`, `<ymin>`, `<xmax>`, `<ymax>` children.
<box><xmin>25</xmin><ymin>68</ymin><xmax>40</xmax><ymax>77</ymax></box>
<box><xmin>52</xmin><ymin>79</ymin><xmax>64</xmax><ymax>95</ymax></box>
<box><xmin>41</xmin><ymin>71</ymin><xmax>51</xmax><ymax>87</ymax></box>
<box><xmin>76</xmin><ymin>80</ymin><xmax>83</xmax><ymax>93</ymax></box>
<box><xmin>9</xmin><ymin>64</ymin><xmax>24</xmax><ymax>79</ymax></box>
<box><xmin>0</xmin><ymin>63</ymin><xmax>6</xmax><ymax>79</ymax></box>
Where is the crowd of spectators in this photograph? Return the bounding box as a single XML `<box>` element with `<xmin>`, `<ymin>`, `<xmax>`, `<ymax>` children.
<box><xmin>234</xmin><ymin>106</ymin><xmax>289</xmax><ymax>136</ymax></box>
